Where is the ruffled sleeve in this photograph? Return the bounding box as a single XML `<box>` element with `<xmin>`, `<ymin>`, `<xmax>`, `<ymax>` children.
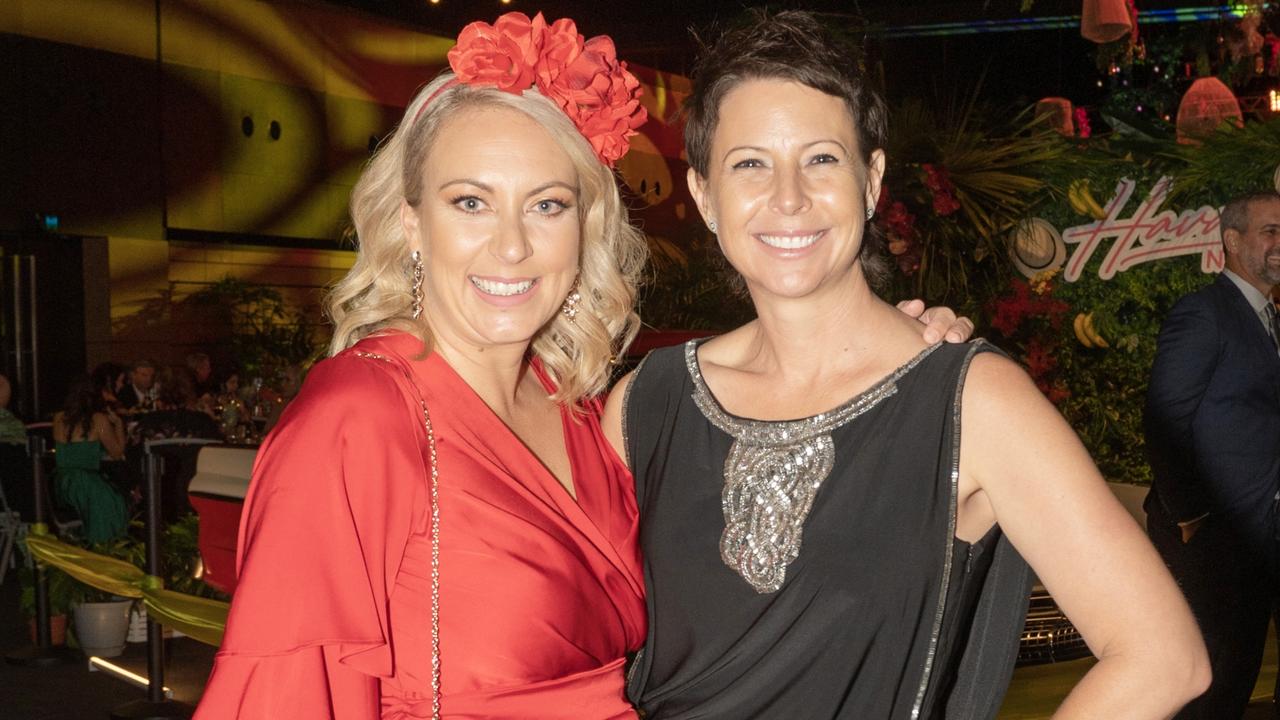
<box><xmin>194</xmin><ymin>352</ymin><xmax>429</xmax><ymax>719</ymax></box>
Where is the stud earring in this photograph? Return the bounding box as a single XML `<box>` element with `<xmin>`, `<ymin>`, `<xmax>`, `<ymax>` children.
<box><xmin>561</xmin><ymin>278</ymin><xmax>582</xmax><ymax>321</ymax></box>
<box><xmin>708</xmin><ymin>220</ymin><xmax>718</xmax><ymax>234</ymax></box>
<box><xmin>865</xmin><ymin>207</ymin><xmax>874</xmax><ymax>220</ymax></box>
<box><xmin>410</xmin><ymin>250</ymin><xmax>424</xmax><ymax>320</ymax></box>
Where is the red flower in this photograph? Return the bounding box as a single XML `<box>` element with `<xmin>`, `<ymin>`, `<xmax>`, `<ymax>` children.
<box><xmin>1073</xmin><ymin>107</ymin><xmax>1092</xmax><ymax>139</ymax></box>
<box><xmin>932</xmin><ymin>191</ymin><xmax>961</xmax><ymax>216</ymax></box>
<box><xmin>922</xmin><ymin>164</ymin><xmax>961</xmax><ymax>217</ymax></box>
<box><xmin>534</xmin><ymin>18</ymin><xmax>584</xmax><ymax>89</ymax></box>
<box><xmin>443</xmin><ymin>12</ymin><xmax>646</xmax><ymax>166</ymax></box>
<box><xmin>448</xmin><ymin>12</ymin><xmax>547</xmax><ymax>93</ymax></box>
<box><xmin>884</xmin><ymin>201</ymin><xmax>916</xmax><ymax>241</ymax></box>
<box><xmin>543</xmin><ymin>35</ymin><xmax>645</xmax><ymax>165</ymax></box>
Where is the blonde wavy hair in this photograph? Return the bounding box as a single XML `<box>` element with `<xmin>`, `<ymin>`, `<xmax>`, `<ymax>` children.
<box><xmin>326</xmin><ymin>74</ymin><xmax>648</xmax><ymax>403</ymax></box>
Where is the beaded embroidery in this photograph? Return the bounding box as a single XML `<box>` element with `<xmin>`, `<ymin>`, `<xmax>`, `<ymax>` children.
<box><xmin>684</xmin><ymin>340</ymin><xmax>942</xmax><ymax>593</ymax></box>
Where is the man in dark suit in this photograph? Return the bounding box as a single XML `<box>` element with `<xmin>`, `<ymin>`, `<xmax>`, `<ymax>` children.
<box><xmin>1145</xmin><ymin>190</ymin><xmax>1280</xmax><ymax>719</ymax></box>
<box><xmin>117</xmin><ymin>359</ymin><xmax>158</xmax><ymax>411</ymax></box>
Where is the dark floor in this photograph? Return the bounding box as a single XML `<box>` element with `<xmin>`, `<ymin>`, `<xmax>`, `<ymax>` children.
<box><xmin>3</xmin><ymin>561</ymin><xmax>1277</xmax><ymax>719</ymax></box>
<box><xmin>2</xmin><ymin>573</ymin><xmax>216</xmax><ymax>720</ymax></box>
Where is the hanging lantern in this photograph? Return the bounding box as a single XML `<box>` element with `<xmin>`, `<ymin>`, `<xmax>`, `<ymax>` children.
<box><xmin>1010</xmin><ymin>219</ymin><xmax>1066</xmax><ymax>279</ymax></box>
<box><xmin>1176</xmin><ymin>77</ymin><xmax>1243</xmax><ymax>145</ymax></box>
<box><xmin>1081</xmin><ymin>0</ymin><xmax>1132</xmax><ymax>44</ymax></box>
<box><xmin>1035</xmin><ymin>97</ymin><xmax>1075</xmax><ymax>136</ymax></box>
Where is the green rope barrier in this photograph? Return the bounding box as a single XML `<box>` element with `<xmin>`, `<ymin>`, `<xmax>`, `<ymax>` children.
<box><xmin>24</xmin><ymin>533</ymin><xmax>229</xmax><ymax>647</ymax></box>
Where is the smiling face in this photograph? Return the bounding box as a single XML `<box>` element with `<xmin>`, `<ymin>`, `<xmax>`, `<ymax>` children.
<box><xmin>688</xmin><ymin>78</ymin><xmax>884</xmax><ymax>301</ymax></box>
<box><xmin>401</xmin><ymin>104</ymin><xmax>582</xmax><ymax>355</ymax></box>
<box><xmin>1225</xmin><ymin>196</ymin><xmax>1280</xmax><ymax>295</ymax></box>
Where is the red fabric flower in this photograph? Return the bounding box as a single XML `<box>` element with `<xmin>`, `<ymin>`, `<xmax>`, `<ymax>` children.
<box><xmin>448</xmin><ymin>12</ymin><xmax>547</xmax><ymax>93</ymax></box>
<box><xmin>443</xmin><ymin>12</ymin><xmax>646</xmax><ymax>166</ymax></box>
<box><xmin>542</xmin><ymin>35</ymin><xmax>645</xmax><ymax>165</ymax></box>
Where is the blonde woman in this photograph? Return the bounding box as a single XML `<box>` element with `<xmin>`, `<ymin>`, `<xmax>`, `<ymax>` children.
<box><xmin>196</xmin><ymin>14</ymin><xmax>650</xmax><ymax>719</ymax></box>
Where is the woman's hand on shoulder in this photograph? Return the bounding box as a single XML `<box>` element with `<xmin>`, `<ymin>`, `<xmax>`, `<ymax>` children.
<box><xmin>896</xmin><ymin>299</ymin><xmax>974</xmax><ymax>344</ymax></box>
<box><xmin>959</xmin><ymin>353</ymin><xmax>1209</xmax><ymax>716</ymax></box>
<box><xmin>601</xmin><ymin>371</ymin><xmax>635</xmax><ymax>470</ymax></box>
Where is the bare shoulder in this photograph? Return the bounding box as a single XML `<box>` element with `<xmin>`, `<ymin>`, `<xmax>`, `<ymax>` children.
<box><xmin>962</xmin><ymin>349</ymin><xmax>1045</xmax><ymax>415</ymax></box>
<box><xmin>602</xmin><ymin>369</ymin><xmax>635</xmax><ymax>468</ymax></box>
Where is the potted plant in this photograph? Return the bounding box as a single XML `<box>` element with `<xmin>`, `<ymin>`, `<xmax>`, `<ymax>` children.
<box><xmin>18</xmin><ymin>563</ymin><xmax>76</xmax><ymax>646</ymax></box>
<box><xmin>128</xmin><ymin>514</ymin><xmax>228</xmax><ymax>641</ymax></box>
<box><xmin>72</xmin><ymin>591</ymin><xmax>134</xmax><ymax>657</ymax></box>
<box><xmin>68</xmin><ymin>532</ymin><xmax>144</xmax><ymax>658</ymax></box>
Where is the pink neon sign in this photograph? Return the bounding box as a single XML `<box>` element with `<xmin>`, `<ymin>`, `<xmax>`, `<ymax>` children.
<box><xmin>1061</xmin><ymin>176</ymin><xmax>1224</xmax><ymax>282</ymax></box>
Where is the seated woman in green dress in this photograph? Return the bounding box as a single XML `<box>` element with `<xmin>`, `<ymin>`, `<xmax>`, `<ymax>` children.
<box><xmin>52</xmin><ymin>377</ymin><xmax>128</xmax><ymax>544</ymax></box>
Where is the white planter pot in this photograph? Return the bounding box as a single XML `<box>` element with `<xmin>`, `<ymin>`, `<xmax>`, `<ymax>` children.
<box><xmin>74</xmin><ymin>600</ymin><xmax>133</xmax><ymax>657</ymax></box>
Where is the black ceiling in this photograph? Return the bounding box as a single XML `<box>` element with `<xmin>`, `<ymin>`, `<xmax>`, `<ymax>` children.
<box><xmin>312</xmin><ymin>0</ymin><xmax>1251</xmax><ymax>107</ymax></box>
<box><xmin>317</xmin><ymin>0</ymin><xmax>1130</xmax><ymax>72</ymax></box>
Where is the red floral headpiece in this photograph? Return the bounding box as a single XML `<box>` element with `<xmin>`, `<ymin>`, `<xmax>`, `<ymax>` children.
<box><xmin>443</xmin><ymin>12</ymin><xmax>646</xmax><ymax>167</ymax></box>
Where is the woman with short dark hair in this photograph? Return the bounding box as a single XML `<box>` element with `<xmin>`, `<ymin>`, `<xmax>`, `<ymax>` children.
<box><xmin>606</xmin><ymin>10</ymin><xmax>1208</xmax><ymax>718</ymax></box>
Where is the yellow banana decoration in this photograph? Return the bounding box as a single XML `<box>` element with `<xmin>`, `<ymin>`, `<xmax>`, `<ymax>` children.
<box><xmin>1083</xmin><ymin>313</ymin><xmax>1110</xmax><ymax>348</ymax></box>
<box><xmin>1077</xmin><ymin>185</ymin><xmax>1109</xmax><ymax>221</ymax></box>
<box><xmin>1067</xmin><ymin>181</ymin><xmax>1090</xmax><ymax>216</ymax></box>
<box><xmin>1073</xmin><ymin>313</ymin><xmax>1095</xmax><ymax>348</ymax></box>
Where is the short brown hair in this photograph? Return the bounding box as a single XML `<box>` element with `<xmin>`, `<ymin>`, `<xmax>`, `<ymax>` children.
<box><xmin>1221</xmin><ymin>190</ymin><xmax>1280</xmax><ymax>237</ymax></box>
<box><xmin>684</xmin><ymin>9</ymin><xmax>890</xmax><ymax>286</ymax></box>
<box><xmin>684</xmin><ymin>10</ymin><xmax>887</xmax><ymax>176</ymax></box>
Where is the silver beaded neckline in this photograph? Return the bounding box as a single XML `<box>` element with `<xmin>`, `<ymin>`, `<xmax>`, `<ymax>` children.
<box><xmin>685</xmin><ymin>339</ymin><xmax>942</xmax><ymax>594</ymax></box>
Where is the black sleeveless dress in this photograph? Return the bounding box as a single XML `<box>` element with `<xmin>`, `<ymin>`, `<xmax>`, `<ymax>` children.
<box><xmin>624</xmin><ymin>340</ymin><xmax>1029</xmax><ymax>720</ymax></box>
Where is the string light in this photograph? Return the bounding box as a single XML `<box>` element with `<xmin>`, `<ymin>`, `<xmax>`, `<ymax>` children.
<box><xmin>1271</xmin><ymin>89</ymin><xmax>1280</xmax><ymax>113</ymax></box>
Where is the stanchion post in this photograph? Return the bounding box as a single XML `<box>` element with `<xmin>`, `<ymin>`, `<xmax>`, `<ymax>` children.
<box><xmin>145</xmin><ymin>451</ymin><xmax>165</xmax><ymax>704</ymax></box>
<box><xmin>111</xmin><ymin>445</ymin><xmax>193</xmax><ymax>719</ymax></box>
<box><xmin>31</xmin><ymin>435</ymin><xmax>51</xmax><ymax>647</ymax></box>
<box><xmin>4</xmin><ymin>434</ymin><xmax>74</xmax><ymax>666</ymax></box>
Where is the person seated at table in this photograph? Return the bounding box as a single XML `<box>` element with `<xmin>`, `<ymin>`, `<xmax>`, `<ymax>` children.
<box><xmin>90</xmin><ymin>362</ymin><xmax>128</xmax><ymax>413</ymax></box>
<box><xmin>118</xmin><ymin>359</ymin><xmax>158</xmax><ymax>412</ymax></box>
<box><xmin>186</xmin><ymin>352</ymin><xmax>217</xmax><ymax>399</ymax></box>
<box><xmin>52</xmin><ymin>377</ymin><xmax>128</xmax><ymax>544</ymax></box>
<box><xmin>135</xmin><ymin>369</ymin><xmax>222</xmax><ymax>442</ymax></box>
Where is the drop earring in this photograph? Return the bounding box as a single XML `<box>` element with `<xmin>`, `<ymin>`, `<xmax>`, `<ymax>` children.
<box><xmin>410</xmin><ymin>250</ymin><xmax>424</xmax><ymax>320</ymax></box>
<box><xmin>561</xmin><ymin>278</ymin><xmax>582</xmax><ymax>321</ymax></box>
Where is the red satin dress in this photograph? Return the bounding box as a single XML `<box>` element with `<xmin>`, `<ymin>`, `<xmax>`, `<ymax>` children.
<box><xmin>194</xmin><ymin>332</ymin><xmax>646</xmax><ymax>719</ymax></box>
